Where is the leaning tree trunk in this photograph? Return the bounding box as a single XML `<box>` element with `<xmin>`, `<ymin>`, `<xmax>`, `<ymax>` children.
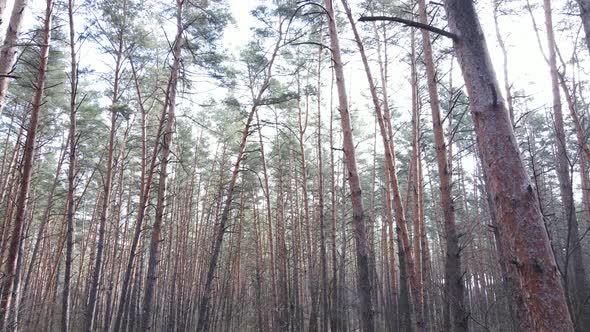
<box><xmin>543</xmin><ymin>0</ymin><xmax>590</xmax><ymax>329</ymax></box>
<box><xmin>84</xmin><ymin>39</ymin><xmax>124</xmax><ymax>332</ymax></box>
<box><xmin>112</xmin><ymin>36</ymin><xmax>179</xmax><ymax>332</ymax></box>
<box><xmin>0</xmin><ymin>0</ymin><xmax>52</xmax><ymax>326</ymax></box>
<box><xmin>325</xmin><ymin>0</ymin><xmax>374</xmax><ymax>331</ymax></box>
<box><xmin>0</xmin><ymin>0</ymin><xmax>28</xmax><ymax>115</ymax></box>
<box><xmin>442</xmin><ymin>0</ymin><xmax>574</xmax><ymax>330</ymax></box>
<box><xmin>195</xmin><ymin>24</ymin><xmax>283</xmax><ymax>332</ymax></box>
<box><xmin>141</xmin><ymin>2</ymin><xmax>183</xmax><ymax>328</ymax></box>
<box><xmin>342</xmin><ymin>2</ymin><xmax>424</xmax><ymax>330</ymax></box>
<box><xmin>417</xmin><ymin>0</ymin><xmax>467</xmax><ymax>330</ymax></box>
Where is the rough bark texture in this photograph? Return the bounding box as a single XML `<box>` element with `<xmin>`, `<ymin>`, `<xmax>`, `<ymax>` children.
<box><xmin>325</xmin><ymin>1</ymin><xmax>374</xmax><ymax>331</ymax></box>
<box><xmin>442</xmin><ymin>1</ymin><xmax>574</xmax><ymax>331</ymax></box>
<box><xmin>0</xmin><ymin>0</ymin><xmax>52</xmax><ymax>325</ymax></box>
<box><xmin>417</xmin><ymin>0</ymin><xmax>467</xmax><ymax>330</ymax></box>
<box><xmin>0</xmin><ymin>0</ymin><xmax>28</xmax><ymax>115</ymax></box>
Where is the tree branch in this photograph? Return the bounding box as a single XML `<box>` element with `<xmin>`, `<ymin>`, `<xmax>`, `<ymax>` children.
<box><xmin>358</xmin><ymin>16</ymin><xmax>458</xmax><ymax>41</ymax></box>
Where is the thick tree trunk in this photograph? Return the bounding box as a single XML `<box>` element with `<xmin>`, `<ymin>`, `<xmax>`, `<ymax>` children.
<box><xmin>325</xmin><ymin>1</ymin><xmax>374</xmax><ymax>331</ymax></box>
<box><xmin>0</xmin><ymin>0</ymin><xmax>52</xmax><ymax>325</ymax></box>
<box><xmin>0</xmin><ymin>0</ymin><xmax>28</xmax><ymax>115</ymax></box>
<box><xmin>442</xmin><ymin>0</ymin><xmax>574</xmax><ymax>330</ymax></box>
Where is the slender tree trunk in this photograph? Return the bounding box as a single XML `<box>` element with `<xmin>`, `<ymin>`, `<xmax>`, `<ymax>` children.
<box><xmin>274</xmin><ymin>116</ymin><xmax>289</xmax><ymax>331</ymax></box>
<box><xmin>416</xmin><ymin>0</ymin><xmax>467</xmax><ymax>330</ymax></box>
<box><xmin>554</xmin><ymin>62</ymin><xmax>590</xmax><ymax>226</ymax></box>
<box><xmin>0</xmin><ymin>0</ymin><xmax>28</xmax><ymax>114</ymax></box>
<box><xmin>343</xmin><ymin>1</ymin><xmax>423</xmax><ymax>330</ymax></box>
<box><xmin>328</xmin><ymin>69</ymin><xmax>342</xmax><ymax>332</ymax></box>
<box><xmin>254</xmin><ymin>111</ymin><xmax>276</xmax><ymax>332</ymax></box>
<box><xmin>62</xmin><ymin>0</ymin><xmax>78</xmax><ymax>330</ymax></box>
<box><xmin>20</xmin><ymin>134</ymin><xmax>66</xmax><ymax>305</ymax></box>
<box><xmin>85</xmin><ymin>2</ymin><xmax>128</xmax><ymax>326</ymax></box>
<box><xmin>492</xmin><ymin>0</ymin><xmax>515</xmax><ymax>126</ymax></box>
<box><xmin>0</xmin><ymin>0</ymin><xmax>7</xmax><ymax>42</ymax></box>
<box><xmin>409</xmin><ymin>28</ymin><xmax>430</xmax><ymax>330</ymax></box>
<box><xmin>0</xmin><ymin>0</ymin><xmax>52</xmax><ymax>325</ymax></box>
<box><xmin>196</xmin><ymin>24</ymin><xmax>283</xmax><ymax>331</ymax></box>
<box><xmin>296</xmin><ymin>72</ymin><xmax>318</xmax><ymax>332</ymax></box>
<box><xmin>317</xmin><ymin>44</ymin><xmax>329</xmax><ymax>332</ymax></box>
<box><xmin>112</xmin><ymin>29</ymin><xmax>180</xmax><ymax>332</ymax></box>
<box><xmin>576</xmin><ymin>0</ymin><xmax>590</xmax><ymax>55</ymax></box>
<box><xmin>325</xmin><ymin>1</ymin><xmax>374</xmax><ymax>330</ymax></box>
<box><xmin>442</xmin><ymin>1</ymin><xmax>574</xmax><ymax>330</ymax></box>
<box><xmin>542</xmin><ymin>1</ymin><xmax>590</xmax><ymax>328</ymax></box>
<box><xmin>141</xmin><ymin>2</ymin><xmax>183</xmax><ymax>329</ymax></box>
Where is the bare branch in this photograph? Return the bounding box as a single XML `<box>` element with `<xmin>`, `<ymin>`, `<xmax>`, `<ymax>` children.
<box><xmin>358</xmin><ymin>16</ymin><xmax>458</xmax><ymax>40</ymax></box>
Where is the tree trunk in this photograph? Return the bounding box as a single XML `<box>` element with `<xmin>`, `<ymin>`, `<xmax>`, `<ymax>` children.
<box><xmin>195</xmin><ymin>24</ymin><xmax>283</xmax><ymax>332</ymax></box>
<box><xmin>417</xmin><ymin>0</ymin><xmax>467</xmax><ymax>330</ymax></box>
<box><xmin>85</xmin><ymin>37</ymin><xmax>123</xmax><ymax>332</ymax></box>
<box><xmin>542</xmin><ymin>0</ymin><xmax>590</xmax><ymax>329</ymax></box>
<box><xmin>576</xmin><ymin>0</ymin><xmax>590</xmax><ymax>56</ymax></box>
<box><xmin>254</xmin><ymin>111</ymin><xmax>276</xmax><ymax>332</ymax></box>
<box><xmin>112</xmin><ymin>27</ymin><xmax>180</xmax><ymax>332</ymax></box>
<box><xmin>316</xmin><ymin>39</ymin><xmax>329</xmax><ymax>332</ymax></box>
<box><xmin>492</xmin><ymin>0</ymin><xmax>515</xmax><ymax>126</ymax></box>
<box><xmin>141</xmin><ymin>2</ymin><xmax>183</xmax><ymax>329</ymax></box>
<box><xmin>0</xmin><ymin>0</ymin><xmax>6</xmax><ymax>44</ymax></box>
<box><xmin>63</xmin><ymin>0</ymin><xmax>78</xmax><ymax>329</ymax></box>
<box><xmin>442</xmin><ymin>0</ymin><xmax>574</xmax><ymax>330</ymax></box>
<box><xmin>0</xmin><ymin>0</ymin><xmax>52</xmax><ymax>325</ymax></box>
<box><xmin>0</xmin><ymin>0</ymin><xmax>28</xmax><ymax>115</ymax></box>
<box><xmin>328</xmin><ymin>69</ymin><xmax>342</xmax><ymax>332</ymax></box>
<box><xmin>325</xmin><ymin>1</ymin><xmax>374</xmax><ymax>330</ymax></box>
